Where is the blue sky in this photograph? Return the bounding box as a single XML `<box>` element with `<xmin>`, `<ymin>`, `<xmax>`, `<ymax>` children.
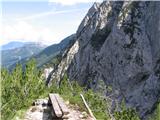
<box><xmin>2</xmin><ymin>0</ymin><xmax>102</xmax><ymax>45</ymax></box>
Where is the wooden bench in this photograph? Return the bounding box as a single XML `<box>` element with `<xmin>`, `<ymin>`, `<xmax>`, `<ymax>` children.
<box><xmin>49</xmin><ymin>93</ymin><xmax>69</xmax><ymax>118</ymax></box>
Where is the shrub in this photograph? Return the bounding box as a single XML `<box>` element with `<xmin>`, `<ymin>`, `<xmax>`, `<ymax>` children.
<box><xmin>114</xmin><ymin>100</ymin><xmax>140</xmax><ymax>120</ymax></box>
<box><xmin>2</xmin><ymin>60</ymin><xmax>144</xmax><ymax>120</ymax></box>
<box><xmin>57</xmin><ymin>75</ymin><xmax>110</xmax><ymax>119</ymax></box>
<box><xmin>84</xmin><ymin>90</ymin><xmax>110</xmax><ymax>119</ymax></box>
<box><xmin>149</xmin><ymin>102</ymin><xmax>160</xmax><ymax>120</ymax></box>
<box><xmin>1</xmin><ymin>59</ymin><xmax>46</xmax><ymax>120</ymax></box>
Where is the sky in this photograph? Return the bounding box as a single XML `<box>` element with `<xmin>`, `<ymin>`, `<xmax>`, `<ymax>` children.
<box><xmin>1</xmin><ymin>0</ymin><xmax>103</xmax><ymax>46</ymax></box>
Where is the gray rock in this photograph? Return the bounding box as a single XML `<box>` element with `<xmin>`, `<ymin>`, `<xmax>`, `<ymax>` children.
<box><xmin>49</xmin><ymin>1</ymin><xmax>160</xmax><ymax>119</ymax></box>
<box><xmin>33</xmin><ymin>99</ymin><xmax>49</xmax><ymax>106</ymax></box>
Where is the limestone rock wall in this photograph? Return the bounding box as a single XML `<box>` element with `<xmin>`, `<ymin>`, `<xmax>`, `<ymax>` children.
<box><xmin>67</xmin><ymin>1</ymin><xmax>160</xmax><ymax>118</ymax></box>
<box><xmin>49</xmin><ymin>1</ymin><xmax>160</xmax><ymax>118</ymax></box>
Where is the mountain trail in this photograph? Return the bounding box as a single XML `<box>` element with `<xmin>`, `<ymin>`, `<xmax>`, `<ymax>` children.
<box><xmin>23</xmin><ymin>98</ymin><xmax>93</xmax><ymax>120</ymax></box>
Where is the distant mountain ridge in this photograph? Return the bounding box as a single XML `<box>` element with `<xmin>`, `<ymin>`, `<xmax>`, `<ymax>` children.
<box><xmin>32</xmin><ymin>34</ymin><xmax>76</xmax><ymax>68</ymax></box>
<box><xmin>1</xmin><ymin>41</ymin><xmax>44</xmax><ymax>50</ymax></box>
<box><xmin>8</xmin><ymin>34</ymin><xmax>76</xmax><ymax>70</ymax></box>
<box><xmin>1</xmin><ymin>41</ymin><xmax>25</xmax><ymax>50</ymax></box>
<box><xmin>1</xmin><ymin>42</ymin><xmax>47</xmax><ymax>68</ymax></box>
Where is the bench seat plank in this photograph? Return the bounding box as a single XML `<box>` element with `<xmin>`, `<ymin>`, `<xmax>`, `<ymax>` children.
<box><xmin>54</xmin><ymin>94</ymin><xmax>69</xmax><ymax>115</ymax></box>
<box><xmin>49</xmin><ymin>93</ymin><xmax>63</xmax><ymax>118</ymax></box>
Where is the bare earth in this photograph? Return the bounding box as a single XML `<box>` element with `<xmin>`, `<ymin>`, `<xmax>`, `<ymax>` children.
<box><xmin>24</xmin><ymin>99</ymin><xmax>93</xmax><ymax>120</ymax></box>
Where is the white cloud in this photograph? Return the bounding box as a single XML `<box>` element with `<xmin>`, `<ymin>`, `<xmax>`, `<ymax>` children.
<box><xmin>17</xmin><ymin>9</ymin><xmax>86</xmax><ymax>21</ymax></box>
<box><xmin>48</xmin><ymin>0</ymin><xmax>102</xmax><ymax>5</ymax></box>
<box><xmin>1</xmin><ymin>9</ymin><xmax>84</xmax><ymax>45</ymax></box>
<box><xmin>2</xmin><ymin>21</ymin><xmax>55</xmax><ymax>45</ymax></box>
<box><xmin>1</xmin><ymin>2</ymin><xmax>90</xmax><ymax>46</ymax></box>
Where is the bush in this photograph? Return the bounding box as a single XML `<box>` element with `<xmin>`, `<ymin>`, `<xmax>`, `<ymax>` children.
<box><xmin>1</xmin><ymin>59</ymin><xmax>46</xmax><ymax>120</ymax></box>
<box><xmin>84</xmin><ymin>90</ymin><xmax>110</xmax><ymax>119</ymax></box>
<box><xmin>55</xmin><ymin>74</ymin><xmax>110</xmax><ymax>119</ymax></box>
<box><xmin>114</xmin><ymin>100</ymin><xmax>140</xmax><ymax>120</ymax></box>
<box><xmin>149</xmin><ymin>102</ymin><xmax>160</xmax><ymax>120</ymax></box>
<box><xmin>2</xmin><ymin>60</ymin><xmax>143</xmax><ymax>120</ymax></box>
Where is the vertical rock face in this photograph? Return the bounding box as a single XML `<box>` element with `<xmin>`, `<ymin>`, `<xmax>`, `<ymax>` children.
<box><xmin>50</xmin><ymin>40</ymin><xmax>79</xmax><ymax>84</ymax></box>
<box><xmin>49</xmin><ymin>1</ymin><xmax>160</xmax><ymax>118</ymax></box>
<box><xmin>66</xmin><ymin>1</ymin><xmax>160</xmax><ymax>118</ymax></box>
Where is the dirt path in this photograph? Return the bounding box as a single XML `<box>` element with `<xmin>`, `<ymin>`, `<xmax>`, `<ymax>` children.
<box><xmin>24</xmin><ymin>99</ymin><xmax>94</xmax><ymax>120</ymax></box>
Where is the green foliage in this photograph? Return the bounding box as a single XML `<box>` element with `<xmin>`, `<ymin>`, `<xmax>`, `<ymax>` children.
<box><xmin>149</xmin><ymin>102</ymin><xmax>160</xmax><ymax>120</ymax></box>
<box><xmin>2</xmin><ymin>61</ymin><xmax>143</xmax><ymax>120</ymax></box>
<box><xmin>57</xmin><ymin>74</ymin><xmax>86</xmax><ymax>111</ymax></box>
<box><xmin>2</xmin><ymin>66</ymin><xmax>141</xmax><ymax>120</ymax></box>
<box><xmin>1</xmin><ymin>59</ymin><xmax>46</xmax><ymax>120</ymax></box>
<box><xmin>157</xmin><ymin>103</ymin><xmax>160</xmax><ymax>120</ymax></box>
<box><xmin>114</xmin><ymin>108</ymin><xmax>140</xmax><ymax>120</ymax></box>
<box><xmin>84</xmin><ymin>90</ymin><xmax>109</xmax><ymax>119</ymax></box>
<box><xmin>107</xmin><ymin>85</ymin><xmax>113</xmax><ymax>92</ymax></box>
<box><xmin>42</xmin><ymin>54</ymin><xmax>62</xmax><ymax>68</ymax></box>
<box><xmin>114</xmin><ymin>99</ymin><xmax>140</xmax><ymax>120</ymax></box>
<box><xmin>12</xmin><ymin>109</ymin><xmax>27</xmax><ymax>120</ymax></box>
<box><xmin>54</xmin><ymin>74</ymin><xmax>110</xmax><ymax>119</ymax></box>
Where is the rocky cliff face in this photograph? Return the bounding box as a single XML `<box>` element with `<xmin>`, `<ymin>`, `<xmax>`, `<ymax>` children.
<box><xmin>50</xmin><ymin>1</ymin><xmax>160</xmax><ymax>119</ymax></box>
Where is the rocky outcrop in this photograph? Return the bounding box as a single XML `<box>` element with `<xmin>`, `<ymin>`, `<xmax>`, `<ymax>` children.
<box><xmin>50</xmin><ymin>1</ymin><xmax>160</xmax><ymax>119</ymax></box>
<box><xmin>47</xmin><ymin>35</ymin><xmax>78</xmax><ymax>85</ymax></box>
<box><xmin>49</xmin><ymin>40</ymin><xmax>79</xmax><ymax>85</ymax></box>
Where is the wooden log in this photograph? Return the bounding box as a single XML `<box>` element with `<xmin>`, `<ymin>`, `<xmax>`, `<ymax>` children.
<box><xmin>62</xmin><ymin>114</ymin><xmax>69</xmax><ymax>119</ymax></box>
<box><xmin>80</xmin><ymin>94</ymin><xmax>96</xmax><ymax>120</ymax></box>
<box><xmin>54</xmin><ymin>94</ymin><xmax>69</xmax><ymax>115</ymax></box>
<box><xmin>49</xmin><ymin>93</ymin><xmax>63</xmax><ymax>118</ymax></box>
